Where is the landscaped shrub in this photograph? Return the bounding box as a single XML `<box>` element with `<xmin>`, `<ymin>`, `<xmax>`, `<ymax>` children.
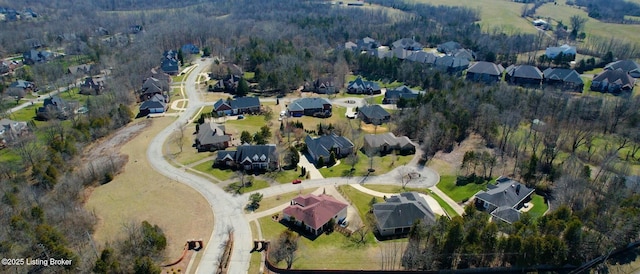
<box><xmin>455</xmin><ymin>174</ymin><xmax>487</xmax><ymax>186</ymax></box>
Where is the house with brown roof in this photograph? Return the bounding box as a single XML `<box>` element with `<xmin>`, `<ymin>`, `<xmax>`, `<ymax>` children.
<box><xmin>590</xmin><ymin>69</ymin><xmax>635</xmax><ymax>95</ymax></box>
<box><xmin>282</xmin><ymin>194</ymin><xmax>348</xmax><ymax>236</ymax></box>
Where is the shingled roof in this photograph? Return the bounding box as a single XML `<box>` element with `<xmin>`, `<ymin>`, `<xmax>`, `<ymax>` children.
<box><xmin>283</xmin><ymin>194</ymin><xmax>348</xmax><ymax>230</ymax></box>
<box><xmin>196</xmin><ymin>122</ymin><xmax>230</xmax><ymax>146</ymax></box>
<box><xmin>467</xmin><ymin>61</ymin><xmax>504</xmax><ymax>76</ymax></box>
<box><xmin>543</xmin><ymin>68</ymin><xmax>583</xmax><ymax>84</ymax></box>
<box><xmin>373</xmin><ymin>192</ymin><xmax>436</xmax><ymax>230</ymax></box>
<box><xmin>605</xmin><ymin>60</ymin><xmax>640</xmax><ymax>78</ymax></box>
<box><xmin>475</xmin><ymin>178</ymin><xmax>534</xmax><ymax>209</ymax></box>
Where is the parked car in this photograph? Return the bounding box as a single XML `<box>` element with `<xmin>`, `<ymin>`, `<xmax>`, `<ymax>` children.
<box><xmin>292</xmin><ymin>179</ymin><xmax>302</xmax><ymax>184</ymax></box>
<box><xmin>237</xmin><ymin>115</ymin><xmax>245</xmax><ymax>120</ymax></box>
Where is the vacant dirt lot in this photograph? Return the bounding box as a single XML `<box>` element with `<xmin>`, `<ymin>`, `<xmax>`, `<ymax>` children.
<box><xmin>85</xmin><ymin>117</ymin><xmax>214</xmax><ymax>266</ymax></box>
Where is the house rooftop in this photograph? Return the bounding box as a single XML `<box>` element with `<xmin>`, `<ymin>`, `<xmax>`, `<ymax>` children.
<box><xmin>373</xmin><ymin>192</ymin><xmax>436</xmax><ymax>229</ymax></box>
<box><xmin>468</xmin><ymin>61</ymin><xmax>504</xmax><ymax>76</ymax></box>
<box><xmin>475</xmin><ymin>178</ymin><xmax>535</xmax><ymax>209</ymax></box>
<box><xmin>283</xmin><ymin>194</ymin><xmax>348</xmax><ymax>230</ymax></box>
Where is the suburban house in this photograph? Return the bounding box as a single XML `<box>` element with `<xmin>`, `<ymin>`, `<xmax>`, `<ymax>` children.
<box><xmin>0</xmin><ymin>119</ymin><xmax>29</xmax><ymax>146</ymax></box>
<box><xmin>604</xmin><ymin>60</ymin><xmax>640</xmax><ymax>78</ymax></box>
<box><xmin>313</xmin><ymin>77</ymin><xmax>337</xmax><ymax>94</ymax></box>
<box><xmin>212</xmin><ymin>97</ymin><xmax>261</xmax><ymax>116</ymax></box>
<box><xmin>36</xmin><ymin>96</ymin><xmax>73</xmax><ymax>120</ymax></box>
<box><xmin>347</xmin><ymin>77</ymin><xmax>381</xmax><ymax>94</ymax></box>
<box><xmin>23</xmin><ymin>49</ymin><xmax>52</xmax><ymax>64</ymax></box>
<box><xmin>80</xmin><ymin>76</ymin><xmax>106</xmax><ymax>95</ymax></box>
<box><xmin>454</xmin><ymin>48</ymin><xmax>476</xmax><ymax>61</ymax></box>
<box><xmin>590</xmin><ymin>69</ymin><xmax>636</xmax><ymax>94</ymax></box>
<box><xmin>161</xmin><ymin>50</ymin><xmax>179</xmax><ymax>75</ymax></box>
<box><xmin>358</xmin><ymin>105</ymin><xmax>390</xmax><ymax>125</ymax></box>
<box><xmin>68</xmin><ymin>64</ymin><xmax>92</xmax><ymax>76</ymax></box>
<box><xmin>181</xmin><ymin>43</ymin><xmax>200</xmax><ymax>54</ymax></box>
<box><xmin>355</xmin><ymin>37</ymin><xmax>380</xmax><ymax>51</ymax></box>
<box><xmin>211</xmin><ymin>74</ymin><xmax>241</xmax><ymax>92</ymax></box>
<box><xmin>383</xmin><ymin>85</ymin><xmax>420</xmax><ymax>104</ymax></box>
<box><xmin>390</xmin><ymin>47</ymin><xmax>411</xmax><ymax>60</ymax></box>
<box><xmin>437</xmin><ymin>41</ymin><xmax>462</xmax><ymax>55</ymax></box>
<box><xmin>474</xmin><ymin>177</ymin><xmax>535</xmax><ymax>224</ymax></box>
<box><xmin>542</xmin><ymin>68</ymin><xmax>584</xmax><ymax>92</ymax></box>
<box><xmin>405</xmin><ymin>51</ymin><xmax>437</xmax><ymax>65</ymax></box>
<box><xmin>9</xmin><ymin>80</ymin><xmax>36</xmax><ymax>92</ymax></box>
<box><xmin>363</xmin><ymin>132</ymin><xmax>415</xmax><ymax>155</ymax></box>
<box><xmin>434</xmin><ymin>56</ymin><xmax>470</xmax><ymax>74</ymax></box>
<box><xmin>287</xmin><ymin>97</ymin><xmax>332</xmax><ymax>118</ymax></box>
<box><xmin>392</xmin><ymin>38</ymin><xmax>423</xmax><ymax>51</ymax></box>
<box><xmin>544</xmin><ymin>44</ymin><xmax>576</xmax><ymax>59</ymax></box>
<box><xmin>305</xmin><ymin>134</ymin><xmax>354</xmax><ymax>164</ymax></box>
<box><xmin>139</xmin><ymin>94</ymin><xmax>167</xmax><ymax>115</ymax></box>
<box><xmin>505</xmin><ymin>65</ymin><xmax>543</xmax><ymax>87</ymax></box>
<box><xmin>373</xmin><ymin>192</ymin><xmax>436</xmax><ymax>237</ymax></box>
<box><xmin>195</xmin><ymin>121</ymin><xmax>231</xmax><ymax>152</ymax></box>
<box><xmin>466</xmin><ymin>61</ymin><xmax>504</xmax><ymax>84</ymax></box>
<box><xmin>215</xmin><ymin>144</ymin><xmax>278</xmax><ymax>171</ymax></box>
<box><xmin>139</xmin><ymin>77</ymin><xmax>170</xmax><ymax>102</ymax></box>
<box><xmin>370</xmin><ymin>46</ymin><xmax>391</xmax><ymax>59</ymax></box>
<box><xmin>282</xmin><ymin>194</ymin><xmax>348</xmax><ymax>236</ymax></box>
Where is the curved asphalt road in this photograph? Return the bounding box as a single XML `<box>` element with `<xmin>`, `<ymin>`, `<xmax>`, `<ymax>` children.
<box><xmin>147</xmin><ymin>58</ymin><xmax>252</xmax><ymax>274</ymax></box>
<box><xmin>147</xmin><ymin>58</ymin><xmax>441</xmax><ymax>273</ymax></box>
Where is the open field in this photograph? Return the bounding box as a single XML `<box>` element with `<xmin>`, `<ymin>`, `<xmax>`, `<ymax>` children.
<box><xmin>410</xmin><ymin>0</ymin><xmax>537</xmax><ymax>34</ymax></box>
<box><xmin>85</xmin><ymin>117</ymin><xmax>214</xmax><ymax>264</ymax></box>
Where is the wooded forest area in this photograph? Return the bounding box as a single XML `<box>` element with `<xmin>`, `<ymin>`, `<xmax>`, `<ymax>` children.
<box><xmin>0</xmin><ymin>0</ymin><xmax>639</xmax><ymax>272</ymax></box>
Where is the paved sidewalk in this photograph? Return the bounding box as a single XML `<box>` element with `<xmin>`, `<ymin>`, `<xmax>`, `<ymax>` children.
<box><xmin>428</xmin><ymin>185</ymin><xmax>465</xmax><ymax>216</ymax></box>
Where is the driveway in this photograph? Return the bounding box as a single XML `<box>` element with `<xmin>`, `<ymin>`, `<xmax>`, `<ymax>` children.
<box><xmin>297</xmin><ymin>152</ymin><xmax>323</xmax><ymax>179</ymax></box>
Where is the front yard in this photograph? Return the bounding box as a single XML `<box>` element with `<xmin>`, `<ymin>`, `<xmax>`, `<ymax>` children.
<box><xmin>436</xmin><ymin>175</ymin><xmax>490</xmax><ymax>203</ymax></box>
<box><xmin>318</xmin><ymin>150</ymin><xmax>414</xmax><ymax>178</ymax></box>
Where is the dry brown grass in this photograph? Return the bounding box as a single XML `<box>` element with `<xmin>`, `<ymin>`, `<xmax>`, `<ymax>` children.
<box><xmin>85</xmin><ymin>117</ymin><xmax>214</xmax><ymax>263</ymax></box>
<box><xmin>428</xmin><ymin>133</ymin><xmax>487</xmax><ymax>176</ymax></box>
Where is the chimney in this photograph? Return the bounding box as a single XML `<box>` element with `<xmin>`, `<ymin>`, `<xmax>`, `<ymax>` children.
<box><xmin>516</xmin><ymin>184</ymin><xmax>521</xmax><ymax>195</ymax></box>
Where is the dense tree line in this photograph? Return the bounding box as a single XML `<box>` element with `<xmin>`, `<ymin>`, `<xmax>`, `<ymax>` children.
<box><xmin>574</xmin><ymin>0</ymin><xmax>640</xmax><ymax>22</ymax></box>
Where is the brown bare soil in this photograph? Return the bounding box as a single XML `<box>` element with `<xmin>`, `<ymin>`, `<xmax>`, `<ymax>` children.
<box><xmin>85</xmin><ymin>117</ymin><xmax>214</xmax><ymax>267</ymax></box>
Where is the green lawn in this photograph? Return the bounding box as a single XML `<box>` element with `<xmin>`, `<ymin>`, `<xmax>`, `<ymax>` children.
<box><xmin>0</xmin><ymin>148</ymin><xmax>21</xmax><ymax>165</ymax></box>
<box><xmin>428</xmin><ymin>190</ymin><xmax>460</xmax><ymax>218</ymax></box>
<box><xmin>8</xmin><ymin>103</ymin><xmax>42</xmax><ymax>122</ymax></box>
<box><xmin>57</xmin><ymin>88</ymin><xmax>84</xmax><ymax>102</ymax></box>
<box><xmin>527</xmin><ymin>194</ymin><xmax>548</xmax><ymax>220</ymax></box>
<box><xmin>436</xmin><ymin>175</ymin><xmax>490</xmax><ymax>203</ymax></box>
<box><xmin>258</xmin><ymin>215</ymin><xmax>378</xmax><ymax>270</ymax></box>
<box><xmin>192</xmin><ymin>161</ymin><xmax>234</xmax><ymax>181</ymax></box>
<box><xmin>318</xmin><ymin>151</ymin><xmax>413</xmax><ymax>178</ymax></box>
<box><xmin>269</xmin><ymin>168</ymin><xmax>305</xmax><ymax>184</ymax></box>
<box><xmin>225</xmin><ymin>114</ymin><xmax>270</xmax><ymax>135</ymax></box>
<box><xmin>230</xmin><ymin>178</ymin><xmax>270</xmax><ymax>194</ymax></box>
<box><xmin>244</xmin><ymin>72</ymin><xmax>255</xmax><ymax>80</ymax></box>
<box><xmin>172</xmin><ymin>73</ymin><xmax>186</xmax><ymax>82</ymax></box>
<box><xmin>286</xmin><ymin>106</ymin><xmax>348</xmax><ymax>127</ymax></box>
<box><xmin>336</xmin><ymin>185</ymin><xmax>376</xmax><ymax>222</ymax></box>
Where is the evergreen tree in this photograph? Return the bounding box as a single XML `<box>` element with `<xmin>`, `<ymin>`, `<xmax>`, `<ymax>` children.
<box><xmin>237</xmin><ymin>78</ymin><xmax>250</xmax><ymax>97</ymax></box>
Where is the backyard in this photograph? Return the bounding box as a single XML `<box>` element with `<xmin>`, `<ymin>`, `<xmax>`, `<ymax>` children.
<box><xmin>436</xmin><ymin>175</ymin><xmax>490</xmax><ymax>203</ymax></box>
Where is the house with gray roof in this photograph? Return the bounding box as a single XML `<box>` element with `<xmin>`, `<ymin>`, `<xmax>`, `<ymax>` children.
<box><xmin>383</xmin><ymin>86</ymin><xmax>420</xmax><ymax>104</ymax></box>
<box><xmin>212</xmin><ymin>97</ymin><xmax>261</xmax><ymax>116</ymax></box>
<box><xmin>139</xmin><ymin>94</ymin><xmax>167</xmax><ymax>116</ymax></box>
<box><xmin>139</xmin><ymin>77</ymin><xmax>170</xmax><ymax>102</ymax></box>
<box><xmin>0</xmin><ymin>119</ymin><xmax>29</xmax><ymax>145</ymax></box>
<box><xmin>505</xmin><ymin>65</ymin><xmax>543</xmax><ymax>87</ymax></box>
<box><xmin>23</xmin><ymin>49</ymin><xmax>52</xmax><ymax>64</ymax></box>
<box><xmin>435</xmin><ymin>56</ymin><xmax>469</xmax><ymax>75</ymax></box>
<box><xmin>363</xmin><ymin>132</ymin><xmax>415</xmax><ymax>155</ymax></box>
<box><xmin>305</xmin><ymin>134</ymin><xmax>354</xmax><ymax>165</ymax></box>
<box><xmin>358</xmin><ymin>105</ymin><xmax>390</xmax><ymax>125</ymax></box>
<box><xmin>590</xmin><ymin>69</ymin><xmax>635</xmax><ymax>95</ymax></box>
<box><xmin>161</xmin><ymin>50</ymin><xmax>179</xmax><ymax>75</ymax></box>
<box><xmin>466</xmin><ymin>61</ymin><xmax>504</xmax><ymax>84</ymax></box>
<box><xmin>215</xmin><ymin>144</ymin><xmax>278</xmax><ymax>171</ymax></box>
<box><xmin>392</xmin><ymin>38</ymin><xmax>423</xmax><ymax>51</ymax></box>
<box><xmin>543</xmin><ymin>68</ymin><xmax>584</xmax><ymax>92</ymax></box>
<box><xmin>287</xmin><ymin>97</ymin><xmax>332</xmax><ymax>118</ymax></box>
<box><xmin>36</xmin><ymin>96</ymin><xmax>74</xmax><ymax>120</ymax></box>
<box><xmin>373</xmin><ymin>192</ymin><xmax>436</xmax><ymax>237</ymax></box>
<box><xmin>405</xmin><ymin>51</ymin><xmax>437</xmax><ymax>65</ymax></box>
<box><xmin>356</xmin><ymin>37</ymin><xmax>379</xmax><ymax>51</ymax></box>
<box><xmin>604</xmin><ymin>60</ymin><xmax>640</xmax><ymax>78</ymax></box>
<box><xmin>347</xmin><ymin>76</ymin><xmax>381</xmax><ymax>95</ymax></box>
<box><xmin>195</xmin><ymin>122</ymin><xmax>231</xmax><ymax>152</ymax></box>
<box><xmin>437</xmin><ymin>41</ymin><xmax>462</xmax><ymax>55</ymax></box>
<box><xmin>474</xmin><ymin>177</ymin><xmax>535</xmax><ymax>224</ymax></box>
<box><xmin>313</xmin><ymin>77</ymin><xmax>337</xmax><ymax>94</ymax></box>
